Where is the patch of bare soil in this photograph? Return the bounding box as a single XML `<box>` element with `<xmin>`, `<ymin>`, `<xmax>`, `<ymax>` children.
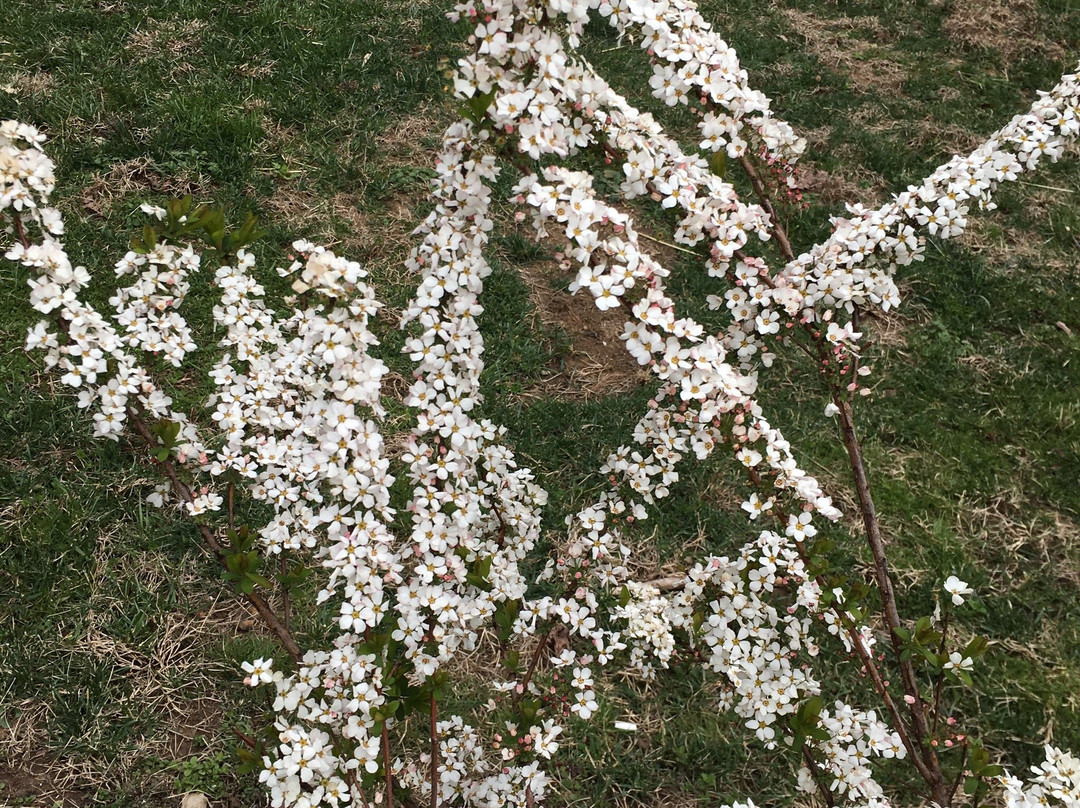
<box><xmin>0</xmin><ymin>755</ymin><xmax>91</xmax><ymax>807</ymax></box>
<box><xmin>512</xmin><ymin>260</ymin><xmax>651</xmax><ymax>402</ymax></box>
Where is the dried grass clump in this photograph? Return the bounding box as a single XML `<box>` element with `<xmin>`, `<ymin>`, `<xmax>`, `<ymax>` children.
<box><xmin>782</xmin><ymin>10</ymin><xmax>908</xmax><ymax>96</ymax></box>
<box><xmin>80</xmin><ymin>157</ymin><xmax>210</xmax><ymax>218</ymax></box>
<box><xmin>942</xmin><ymin>0</ymin><xmax>1065</xmax><ymax>63</ymax></box>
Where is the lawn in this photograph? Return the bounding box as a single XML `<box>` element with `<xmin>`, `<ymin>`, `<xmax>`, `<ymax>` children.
<box><xmin>1</xmin><ymin>0</ymin><xmax>1079</xmax><ymax>805</ymax></box>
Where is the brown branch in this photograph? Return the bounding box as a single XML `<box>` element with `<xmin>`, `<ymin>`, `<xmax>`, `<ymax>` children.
<box><xmin>430</xmin><ymin>688</ymin><xmax>439</xmax><ymax>808</ymax></box>
<box><xmin>949</xmin><ymin>740</ymin><xmax>970</xmax><ymax>806</ymax></box>
<box><xmin>127</xmin><ymin>410</ymin><xmax>303</xmax><ymax>663</ymax></box>
<box><xmin>835</xmin><ymin>399</ymin><xmax>948</xmax><ymax>803</ymax></box>
<box><xmin>737</xmin><ymin>154</ymin><xmax>797</xmax><ymax>264</ymax></box>
<box><xmin>383</xmin><ymin>719</ymin><xmax>394</xmax><ymax>808</ymax></box>
<box><xmin>280</xmin><ymin>555</ymin><xmax>291</xmax><ymax>633</ymax></box>
<box><xmin>514</xmin><ymin>627</ymin><xmax>552</xmax><ymax>704</ymax></box>
<box><xmin>801</xmin><ymin>744</ymin><xmax>837</xmax><ymax>808</ymax></box>
<box><xmin>747</xmin><ymin>460</ymin><xmax>935</xmax><ymax>787</ymax></box>
<box><xmin>13</xmin><ymin>215</ymin><xmax>31</xmax><ymax>249</ymax></box>
<box><xmin>932</xmin><ymin>606</ymin><xmax>952</xmax><ymax>741</ymax></box>
<box><xmin>735</xmin><ymin>148</ymin><xmax>951</xmax><ymax>801</ymax></box>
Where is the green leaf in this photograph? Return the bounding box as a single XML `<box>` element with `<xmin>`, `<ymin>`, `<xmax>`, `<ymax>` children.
<box><xmin>505</xmin><ymin>649</ymin><xmax>521</xmax><ymax>672</ymax></box>
<box><xmin>801</xmin><ymin>696</ymin><xmax>823</xmax><ymax>723</ymax></box>
<box><xmin>965</xmin><ymin>636</ymin><xmax>990</xmax><ymax>659</ymax></box>
<box><xmin>709</xmin><ymin>150</ymin><xmax>727</xmax><ymax>179</ymax></box>
<box><xmin>519</xmin><ymin>698</ymin><xmax>540</xmax><ymax>723</ymax></box>
<box><xmin>246</xmin><ymin>572</ymin><xmax>273</xmax><ymax>590</ymax></box>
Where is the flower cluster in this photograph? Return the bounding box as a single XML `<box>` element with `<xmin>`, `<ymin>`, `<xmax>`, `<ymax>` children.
<box><xmin>111</xmin><ymin>243</ymin><xmax>200</xmax><ymax>367</ymax></box>
<box><xmin>5</xmin><ymin>122</ymin><xmax>204</xmax><ymax>448</ymax></box>
<box><xmin>1003</xmin><ymin>746</ymin><xmax>1080</xmax><ymax>808</ymax></box>
<box><xmin>7</xmin><ymin>0</ymin><xmax>1080</xmax><ymax>804</ymax></box>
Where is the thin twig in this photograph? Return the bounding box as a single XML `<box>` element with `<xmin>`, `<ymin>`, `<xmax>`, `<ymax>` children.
<box><xmin>281</xmin><ymin>555</ymin><xmax>291</xmax><ymax>633</ymax></box>
<box><xmin>932</xmin><ymin>606</ymin><xmax>952</xmax><ymax>741</ymax></box>
<box><xmin>949</xmin><ymin>741</ymin><xmax>970</xmax><ymax>805</ymax></box>
<box><xmin>383</xmin><ymin>719</ymin><xmax>394</xmax><ymax>808</ymax></box>
<box><xmin>1017</xmin><ymin>180</ymin><xmax>1076</xmax><ymax>194</ymax></box>
<box><xmin>514</xmin><ymin>628</ymin><xmax>552</xmax><ymax>704</ymax></box>
<box><xmin>430</xmin><ymin>688</ymin><xmax>439</xmax><ymax>808</ymax></box>
<box><xmin>128</xmin><ymin>411</ymin><xmax>303</xmax><ymax>663</ymax></box>
<box><xmin>801</xmin><ymin>744</ymin><xmax>837</xmax><ymax>808</ymax></box>
<box><xmin>636</xmin><ymin>230</ymin><xmax>701</xmax><ymax>256</ymax></box>
<box><xmin>737</xmin><ymin>154</ymin><xmax>797</xmax><ymax>263</ymax></box>
<box><xmin>233</xmin><ymin>727</ymin><xmax>257</xmax><ymax>749</ymax></box>
<box><xmin>835</xmin><ymin>398</ymin><xmax>948</xmax><ymax>803</ymax></box>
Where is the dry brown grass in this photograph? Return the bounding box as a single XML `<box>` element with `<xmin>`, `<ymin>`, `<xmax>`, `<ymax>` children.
<box><xmin>781</xmin><ymin>9</ymin><xmax>908</xmax><ymax>96</ymax></box>
<box><xmin>798</xmin><ymin>163</ymin><xmax>887</xmax><ymax>207</ymax></box>
<box><xmin>954</xmin><ymin>492</ymin><xmax>1080</xmax><ymax>594</ymax></box>
<box><xmin>962</xmin><ymin>180</ymin><xmax>1079</xmax><ymax>280</ymax></box>
<box><xmin>3</xmin><ymin>70</ymin><xmax>55</xmax><ymax>97</ymax></box>
<box><xmin>0</xmin><ymin>537</ymin><xmax>260</xmax><ymax>804</ymax></box>
<box><xmin>942</xmin><ymin>0</ymin><xmax>1066</xmax><ymax>64</ymax></box>
<box><xmin>125</xmin><ymin>17</ymin><xmax>207</xmax><ymax>65</ymax></box>
<box><xmin>80</xmin><ymin>156</ymin><xmax>211</xmax><ymax>218</ymax></box>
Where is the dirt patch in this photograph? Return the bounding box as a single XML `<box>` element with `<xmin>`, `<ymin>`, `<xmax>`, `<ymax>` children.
<box><xmin>79</xmin><ymin>157</ymin><xmax>211</xmax><ymax>218</ymax></box>
<box><xmin>512</xmin><ymin>260</ymin><xmax>651</xmax><ymax>402</ymax></box>
<box><xmin>0</xmin><ymin>754</ymin><xmax>91</xmax><ymax>807</ymax></box>
<box><xmin>782</xmin><ymin>10</ymin><xmax>908</xmax><ymax>96</ymax></box>
<box><xmin>942</xmin><ymin>0</ymin><xmax>1065</xmax><ymax>63</ymax></box>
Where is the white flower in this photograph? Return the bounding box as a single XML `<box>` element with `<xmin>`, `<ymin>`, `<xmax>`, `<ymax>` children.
<box><xmin>139</xmin><ymin>203</ymin><xmax>166</xmax><ymax>220</ymax></box>
<box><xmin>943</xmin><ymin>575</ymin><xmax>973</xmax><ymax>606</ymax></box>
<box><xmin>242</xmin><ymin>658</ymin><xmax>274</xmax><ymax>686</ymax></box>
<box><xmin>943</xmin><ymin>652</ymin><xmax>973</xmax><ymax>673</ymax></box>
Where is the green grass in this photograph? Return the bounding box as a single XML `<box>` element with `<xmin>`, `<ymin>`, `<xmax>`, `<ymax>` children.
<box><xmin>1</xmin><ymin>0</ymin><xmax>1079</xmax><ymax>805</ymax></box>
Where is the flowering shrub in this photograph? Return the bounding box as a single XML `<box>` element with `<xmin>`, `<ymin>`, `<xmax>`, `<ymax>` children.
<box><xmin>3</xmin><ymin>1</ymin><xmax>1080</xmax><ymax>807</ymax></box>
